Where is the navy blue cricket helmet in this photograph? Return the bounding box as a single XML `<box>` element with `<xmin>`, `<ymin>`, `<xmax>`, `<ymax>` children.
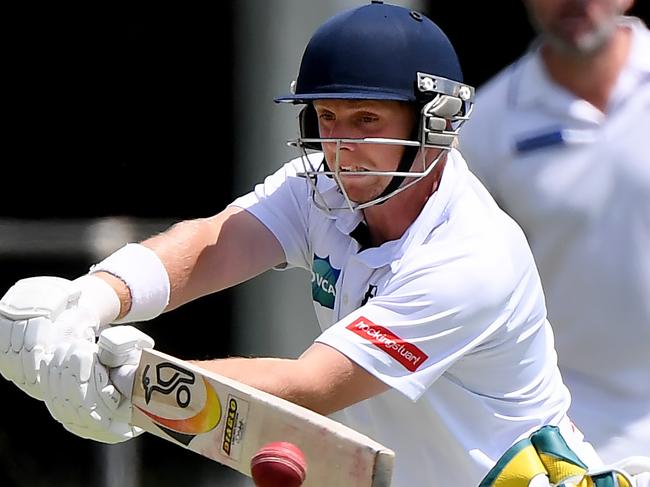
<box><xmin>275</xmin><ymin>1</ymin><xmax>464</xmax><ymax>104</ymax></box>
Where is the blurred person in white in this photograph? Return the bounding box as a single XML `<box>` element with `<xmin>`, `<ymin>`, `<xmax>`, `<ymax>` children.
<box><xmin>458</xmin><ymin>0</ymin><xmax>650</xmax><ymax>463</ymax></box>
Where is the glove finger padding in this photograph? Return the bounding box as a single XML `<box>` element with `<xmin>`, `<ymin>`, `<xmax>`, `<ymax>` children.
<box><xmin>40</xmin><ymin>338</ymin><xmax>143</xmax><ymax>444</ymax></box>
<box><xmin>39</xmin><ymin>326</ymin><xmax>155</xmax><ymax>445</ymax></box>
<box><xmin>0</xmin><ymin>277</ymin><xmax>99</xmax><ymax>399</ymax></box>
<box><xmin>0</xmin><ymin>315</ymin><xmax>52</xmax><ymax>394</ymax></box>
<box><xmin>20</xmin><ymin>345</ymin><xmax>49</xmax><ymax>399</ymax></box>
<box><xmin>0</xmin><ymin>317</ymin><xmax>21</xmax><ymax>382</ymax></box>
<box><xmin>20</xmin><ymin>316</ymin><xmax>62</xmax><ymax>398</ymax></box>
<box><xmin>25</xmin><ymin>308</ymin><xmax>98</xmax><ymax>401</ymax></box>
<box><xmin>5</xmin><ymin>317</ymin><xmax>58</xmax><ymax>399</ymax></box>
<box><xmin>0</xmin><ymin>318</ymin><xmax>29</xmax><ymax>384</ymax></box>
<box><xmin>0</xmin><ymin>315</ymin><xmax>13</xmax><ymax>353</ymax></box>
<box><xmin>41</xmin><ymin>342</ymin><xmax>74</xmax><ymax>424</ymax></box>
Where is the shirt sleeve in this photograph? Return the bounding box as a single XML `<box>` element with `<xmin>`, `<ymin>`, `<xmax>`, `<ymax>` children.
<box><xmin>229</xmin><ymin>158</ymin><xmax>312</xmax><ymax>271</ymax></box>
<box><xmin>316</xmin><ymin>245</ymin><xmax>511</xmax><ymax>402</ymax></box>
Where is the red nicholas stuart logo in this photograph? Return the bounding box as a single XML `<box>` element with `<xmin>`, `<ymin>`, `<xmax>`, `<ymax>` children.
<box><xmin>346</xmin><ymin>317</ymin><xmax>428</xmax><ymax>372</ymax></box>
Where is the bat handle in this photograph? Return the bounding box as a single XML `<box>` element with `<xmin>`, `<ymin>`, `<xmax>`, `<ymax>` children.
<box><xmin>98</xmin><ymin>325</ymin><xmax>155</xmax><ymax>400</ymax></box>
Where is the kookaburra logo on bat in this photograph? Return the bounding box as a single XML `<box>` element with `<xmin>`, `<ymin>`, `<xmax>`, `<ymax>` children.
<box><xmin>142</xmin><ymin>362</ymin><xmax>196</xmax><ymax>408</ymax></box>
<box><xmin>136</xmin><ymin>359</ymin><xmax>222</xmax><ymax>443</ymax></box>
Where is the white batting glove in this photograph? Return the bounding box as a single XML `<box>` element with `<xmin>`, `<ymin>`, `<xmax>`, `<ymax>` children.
<box><xmin>557</xmin><ymin>456</ymin><xmax>650</xmax><ymax>487</ymax></box>
<box><xmin>39</xmin><ymin>325</ymin><xmax>154</xmax><ymax>444</ymax></box>
<box><xmin>0</xmin><ymin>276</ymin><xmax>117</xmax><ymax>399</ymax></box>
<box><xmin>609</xmin><ymin>456</ymin><xmax>650</xmax><ymax>487</ymax></box>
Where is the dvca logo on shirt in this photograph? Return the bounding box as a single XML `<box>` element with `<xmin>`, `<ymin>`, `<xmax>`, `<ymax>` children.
<box><xmin>311</xmin><ymin>254</ymin><xmax>340</xmax><ymax>309</ymax></box>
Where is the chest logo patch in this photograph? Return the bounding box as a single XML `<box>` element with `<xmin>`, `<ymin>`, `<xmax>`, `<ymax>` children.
<box><xmin>346</xmin><ymin>316</ymin><xmax>428</xmax><ymax>372</ymax></box>
<box><xmin>311</xmin><ymin>254</ymin><xmax>341</xmax><ymax>309</ymax></box>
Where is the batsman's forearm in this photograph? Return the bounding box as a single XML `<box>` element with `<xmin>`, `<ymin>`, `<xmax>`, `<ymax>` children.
<box><xmin>142</xmin><ymin>206</ymin><xmax>285</xmax><ymax>311</ymax></box>
<box><xmin>192</xmin><ymin>357</ymin><xmax>333</xmax><ymax>415</ymax></box>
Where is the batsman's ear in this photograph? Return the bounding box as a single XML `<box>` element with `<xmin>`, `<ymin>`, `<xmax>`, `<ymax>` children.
<box><xmin>298</xmin><ymin>104</ymin><xmax>322</xmax><ymax>150</ymax></box>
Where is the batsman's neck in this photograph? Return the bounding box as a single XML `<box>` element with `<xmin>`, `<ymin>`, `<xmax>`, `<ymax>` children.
<box><xmin>363</xmin><ymin>155</ymin><xmax>447</xmax><ymax>246</ymax></box>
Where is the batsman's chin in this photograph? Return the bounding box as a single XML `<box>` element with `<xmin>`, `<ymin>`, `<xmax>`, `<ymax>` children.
<box><xmin>339</xmin><ymin>180</ymin><xmax>385</xmax><ymax>204</ymax></box>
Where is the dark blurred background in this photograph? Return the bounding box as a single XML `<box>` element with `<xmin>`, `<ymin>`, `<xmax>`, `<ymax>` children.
<box><xmin>1</xmin><ymin>1</ymin><xmax>647</xmax><ymax>486</ymax></box>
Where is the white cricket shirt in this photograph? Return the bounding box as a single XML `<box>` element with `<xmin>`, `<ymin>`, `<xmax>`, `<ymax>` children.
<box><xmin>231</xmin><ymin>150</ymin><xmax>597</xmax><ymax>485</ymax></box>
<box><xmin>458</xmin><ymin>17</ymin><xmax>650</xmax><ymax>462</ymax></box>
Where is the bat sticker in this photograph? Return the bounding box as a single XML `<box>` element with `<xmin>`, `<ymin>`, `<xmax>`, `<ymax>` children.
<box><xmin>142</xmin><ymin>362</ymin><xmax>195</xmax><ymax>406</ymax></box>
<box><xmin>136</xmin><ymin>361</ymin><xmax>223</xmax><ymax>445</ymax></box>
<box><xmin>221</xmin><ymin>394</ymin><xmax>250</xmax><ymax>461</ymax></box>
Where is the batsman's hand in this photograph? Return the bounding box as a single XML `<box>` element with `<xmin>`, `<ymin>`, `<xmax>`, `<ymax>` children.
<box><xmin>0</xmin><ymin>276</ymin><xmax>105</xmax><ymax>400</ymax></box>
<box><xmin>40</xmin><ymin>325</ymin><xmax>154</xmax><ymax>444</ymax></box>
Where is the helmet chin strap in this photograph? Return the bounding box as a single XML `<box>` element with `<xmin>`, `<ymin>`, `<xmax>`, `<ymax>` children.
<box><xmin>375</xmin><ymin>126</ymin><xmax>420</xmax><ymax>204</ymax></box>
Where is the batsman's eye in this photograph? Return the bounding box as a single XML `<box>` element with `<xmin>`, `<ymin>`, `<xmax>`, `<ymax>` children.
<box><xmin>358</xmin><ymin>113</ymin><xmax>379</xmax><ymax>124</ymax></box>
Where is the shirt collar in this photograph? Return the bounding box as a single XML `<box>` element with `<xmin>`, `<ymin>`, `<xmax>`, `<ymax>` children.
<box><xmin>321</xmin><ymin>149</ymin><xmax>466</xmax><ymax>269</ymax></box>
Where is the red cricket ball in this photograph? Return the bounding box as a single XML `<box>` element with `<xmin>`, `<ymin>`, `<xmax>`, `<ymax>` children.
<box><xmin>250</xmin><ymin>441</ymin><xmax>308</xmax><ymax>487</ymax></box>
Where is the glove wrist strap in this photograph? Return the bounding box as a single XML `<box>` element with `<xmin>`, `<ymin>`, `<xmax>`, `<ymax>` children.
<box><xmin>73</xmin><ymin>274</ymin><xmax>122</xmax><ymax>328</ymax></box>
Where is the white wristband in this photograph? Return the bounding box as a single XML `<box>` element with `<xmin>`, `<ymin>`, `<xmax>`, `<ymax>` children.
<box><xmin>89</xmin><ymin>243</ymin><xmax>171</xmax><ymax>324</ymax></box>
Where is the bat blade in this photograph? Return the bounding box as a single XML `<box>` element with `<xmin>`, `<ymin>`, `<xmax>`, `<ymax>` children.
<box><xmin>131</xmin><ymin>348</ymin><xmax>394</xmax><ymax>487</ymax></box>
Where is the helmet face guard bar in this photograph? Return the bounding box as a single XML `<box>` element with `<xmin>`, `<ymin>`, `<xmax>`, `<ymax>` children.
<box><xmin>291</xmin><ymin>139</ymin><xmax>448</xmax><ymax>212</ymax></box>
<box><xmin>285</xmin><ymin>76</ymin><xmax>475</xmax><ymax>212</ymax></box>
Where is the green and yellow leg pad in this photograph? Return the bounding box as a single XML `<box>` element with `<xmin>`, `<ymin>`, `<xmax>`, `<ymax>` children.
<box><xmin>479</xmin><ymin>426</ymin><xmax>633</xmax><ymax>487</ymax></box>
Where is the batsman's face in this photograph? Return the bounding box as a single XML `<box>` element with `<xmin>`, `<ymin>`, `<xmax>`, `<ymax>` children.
<box><xmin>313</xmin><ymin>99</ymin><xmax>417</xmax><ymax>204</ymax></box>
<box><xmin>525</xmin><ymin>0</ymin><xmax>633</xmax><ymax>55</ymax></box>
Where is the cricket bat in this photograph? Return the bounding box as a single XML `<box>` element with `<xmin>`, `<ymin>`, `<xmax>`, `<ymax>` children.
<box><xmin>103</xmin><ymin>335</ymin><xmax>395</xmax><ymax>487</ymax></box>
